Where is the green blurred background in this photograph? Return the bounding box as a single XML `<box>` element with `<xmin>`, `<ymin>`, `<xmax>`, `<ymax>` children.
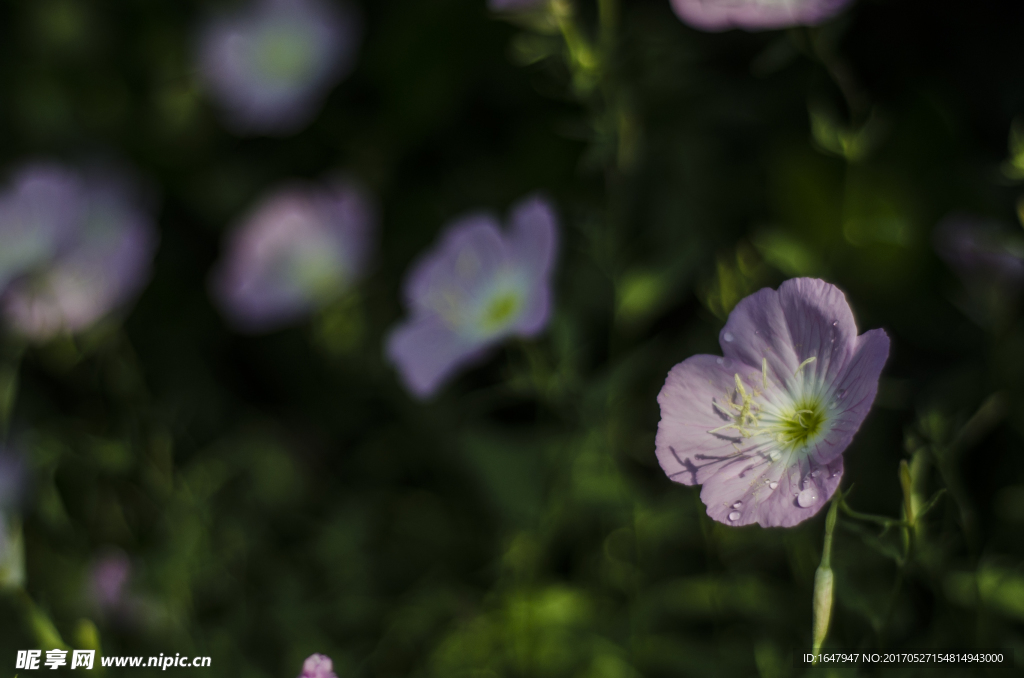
<box><xmin>1</xmin><ymin>0</ymin><xmax>1024</xmax><ymax>675</ymax></box>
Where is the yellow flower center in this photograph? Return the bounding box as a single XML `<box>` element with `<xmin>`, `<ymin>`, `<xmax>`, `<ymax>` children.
<box><xmin>480</xmin><ymin>292</ymin><xmax>521</xmax><ymax>333</ymax></box>
<box><xmin>709</xmin><ymin>357</ymin><xmax>829</xmax><ymax>452</ymax></box>
<box><xmin>255</xmin><ymin>25</ymin><xmax>317</xmax><ymax>83</ymax></box>
<box><xmin>776</xmin><ymin>399</ymin><xmax>826</xmax><ymax>450</ymax></box>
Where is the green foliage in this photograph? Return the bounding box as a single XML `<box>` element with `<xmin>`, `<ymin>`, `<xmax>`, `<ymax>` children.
<box><xmin>1</xmin><ymin>1</ymin><xmax>1023</xmax><ymax>677</ymax></box>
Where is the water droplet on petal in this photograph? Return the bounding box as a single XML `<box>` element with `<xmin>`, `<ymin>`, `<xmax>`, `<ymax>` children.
<box><xmin>832</xmin><ymin>320</ymin><xmax>838</xmax><ymax>327</ymax></box>
<box><xmin>723</xmin><ymin>332</ymin><xmax>734</xmax><ymax>342</ymax></box>
<box><xmin>796</xmin><ymin>488</ymin><xmax>819</xmax><ymax>508</ymax></box>
<box><xmin>732</xmin><ymin>501</ymin><xmax>742</xmax><ymax>509</ymax></box>
<box><xmin>768</xmin><ymin>451</ymin><xmax>780</xmax><ymax>462</ymax></box>
<box><xmin>810</xmin><ymin>470</ymin><xmax>820</xmax><ymax>478</ymax></box>
<box><xmin>728</xmin><ymin>511</ymin><xmax>741</xmax><ymax>522</ymax></box>
<box><xmin>837</xmin><ymin>389</ymin><xmax>847</xmax><ymax>400</ymax></box>
<box><xmin>769</xmin><ymin>481</ymin><xmax>778</xmax><ymax>490</ymax></box>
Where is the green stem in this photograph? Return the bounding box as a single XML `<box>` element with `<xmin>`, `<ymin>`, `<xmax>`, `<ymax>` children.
<box><xmin>839</xmin><ymin>501</ymin><xmax>909</xmax><ymax>530</ymax></box>
<box><xmin>552</xmin><ymin>0</ymin><xmax>598</xmax><ymax>96</ymax></box>
<box><xmin>811</xmin><ymin>497</ymin><xmax>840</xmax><ymax>660</ymax></box>
<box><xmin>899</xmin><ymin>459</ymin><xmax>915</xmax><ymax>558</ymax></box>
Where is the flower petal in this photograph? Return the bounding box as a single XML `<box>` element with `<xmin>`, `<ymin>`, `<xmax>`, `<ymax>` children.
<box><xmin>385</xmin><ymin>314</ymin><xmax>488</xmax><ymax>398</ymax></box>
<box><xmin>506</xmin><ymin>195</ymin><xmax>558</xmax><ymax>336</ymax></box>
<box><xmin>699</xmin><ymin>448</ymin><xmax>843</xmax><ymax>528</ymax></box>
<box><xmin>806</xmin><ymin>327</ymin><xmax>890</xmax><ymax>466</ymax></box>
<box><xmin>404</xmin><ymin>214</ymin><xmax>508</xmax><ymax>318</ymax></box>
<box><xmin>720</xmin><ymin>278</ymin><xmax>859</xmax><ymax>406</ymax></box>
<box><xmin>507</xmin><ymin>195</ymin><xmax>557</xmax><ymax>279</ymax></box>
<box><xmin>670</xmin><ymin>0</ymin><xmax>853</xmax><ymax>32</ymax></box>
<box><xmin>655</xmin><ymin>354</ymin><xmax>757</xmax><ymax>486</ymax></box>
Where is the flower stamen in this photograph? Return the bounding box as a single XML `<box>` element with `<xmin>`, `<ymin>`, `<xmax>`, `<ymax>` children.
<box><xmin>708</xmin><ymin>367</ymin><xmax>829</xmax><ymax>453</ymax></box>
<box><xmin>795</xmin><ymin>356</ymin><xmax>817</xmax><ymax>376</ymax></box>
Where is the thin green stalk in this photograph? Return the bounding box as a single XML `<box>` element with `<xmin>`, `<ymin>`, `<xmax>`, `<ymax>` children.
<box><xmin>551</xmin><ymin>0</ymin><xmax>598</xmax><ymax>97</ymax></box>
<box><xmin>839</xmin><ymin>501</ymin><xmax>909</xmax><ymax>531</ymax></box>
<box><xmin>899</xmin><ymin>459</ymin><xmax>915</xmax><ymax>558</ymax></box>
<box><xmin>811</xmin><ymin>497</ymin><xmax>840</xmax><ymax>660</ymax></box>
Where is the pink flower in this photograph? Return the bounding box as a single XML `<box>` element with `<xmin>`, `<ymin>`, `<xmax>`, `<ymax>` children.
<box><xmin>670</xmin><ymin>0</ymin><xmax>854</xmax><ymax>32</ymax></box>
<box><xmin>197</xmin><ymin>0</ymin><xmax>361</xmax><ymax>135</ymax></box>
<box><xmin>0</xmin><ymin>163</ymin><xmax>158</xmax><ymax>340</ymax></box>
<box><xmin>90</xmin><ymin>551</ymin><xmax>131</xmax><ymax>611</ymax></box>
<box><xmin>299</xmin><ymin>654</ymin><xmax>337</xmax><ymax>678</ymax></box>
<box><xmin>656</xmin><ymin>278</ymin><xmax>889</xmax><ymax>527</ymax></box>
<box><xmin>386</xmin><ymin>195</ymin><xmax>558</xmax><ymax>398</ymax></box>
<box><xmin>210</xmin><ymin>179</ymin><xmax>375</xmax><ymax>332</ymax></box>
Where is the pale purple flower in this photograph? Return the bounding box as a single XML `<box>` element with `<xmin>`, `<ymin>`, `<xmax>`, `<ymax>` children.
<box><xmin>0</xmin><ymin>164</ymin><xmax>158</xmax><ymax>340</ymax></box>
<box><xmin>656</xmin><ymin>278</ymin><xmax>889</xmax><ymax>527</ymax></box>
<box><xmin>89</xmin><ymin>551</ymin><xmax>131</xmax><ymax>611</ymax></box>
<box><xmin>197</xmin><ymin>0</ymin><xmax>361</xmax><ymax>135</ymax></box>
<box><xmin>0</xmin><ymin>165</ymin><xmax>81</xmax><ymax>290</ymax></box>
<box><xmin>670</xmin><ymin>0</ymin><xmax>854</xmax><ymax>32</ymax></box>
<box><xmin>386</xmin><ymin>195</ymin><xmax>558</xmax><ymax>398</ymax></box>
<box><xmin>934</xmin><ymin>214</ymin><xmax>1024</xmax><ymax>288</ymax></box>
<box><xmin>211</xmin><ymin>179</ymin><xmax>375</xmax><ymax>332</ymax></box>
<box><xmin>299</xmin><ymin>654</ymin><xmax>337</xmax><ymax>678</ymax></box>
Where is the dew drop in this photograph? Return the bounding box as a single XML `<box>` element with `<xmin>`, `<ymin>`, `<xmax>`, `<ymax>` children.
<box><xmin>732</xmin><ymin>501</ymin><xmax>743</xmax><ymax>509</ymax></box>
<box><xmin>810</xmin><ymin>470</ymin><xmax>820</xmax><ymax>478</ymax></box>
<box><xmin>837</xmin><ymin>388</ymin><xmax>847</xmax><ymax>400</ymax></box>
<box><xmin>832</xmin><ymin>320</ymin><xmax>838</xmax><ymax>327</ymax></box>
<box><xmin>796</xmin><ymin>488</ymin><xmax>819</xmax><ymax>508</ymax></box>
<box><xmin>768</xmin><ymin>481</ymin><xmax>778</xmax><ymax>490</ymax></box>
<box><xmin>728</xmin><ymin>511</ymin><xmax>741</xmax><ymax>522</ymax></box>
<box><xmin>768</xmin><ymin>450</ymin><xmax>780</xmax><ymax>462</ymax></box>
<box><xmin>723</xmin><ymin>331</ymin><xmax>734</xmax><ymax>342</ymax></box>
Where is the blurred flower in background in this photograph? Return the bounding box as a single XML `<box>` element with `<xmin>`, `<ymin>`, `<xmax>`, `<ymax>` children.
<box><xmin>196</xmin><ymin>0</ymin><xmax>362</xmax><ymax>135</ymax></box>
<box><xmin>86</xmin><ymin>549</ymin><xmax>152</xmax><ymax>627</ymax></box>
<box><xmin>387</xmin><ymin>195</ymin><xmax>558</xmax><ymax>398</ymax></box>
<box><xmin>934</xmin><ymin>215</ymin><xmax>1024</xmax><ymax>286</ymax></box>
<box><xmin>0</xmin><ymin>165</ymin><xmax>80</xmax><ymax>291</ymax></box>
<box><xmin>669</xmin><ymin>0</ymin><xmax>854</xmax><ymax>32</ymax></box>
<box><xmin>298</xmin><ymin>654</ymin><xmax>338</xmax><ymax>678</ymax></box>
<box><xmin>934</xmin><ymin>215</ymin><xmax>1024</xmax><ymax>325</ymax></box>
<box><xmin>211</xmin><ymin>178</ymin><xmax>376</xmax><ymax>333</ymax></box>
<box><xmin>0</xmin><ymin>163</ymin><xmax>159</xmax><ymax>341</ymax></box>
<box><xmin>656</xmin><ymin>278</ymin><xmax>889</xmax><ymax>527</ymax></box>
<box><xmin>88</xmin><ymin>550</ymin><xmax>131</xmax><ymax>613</ymax></box>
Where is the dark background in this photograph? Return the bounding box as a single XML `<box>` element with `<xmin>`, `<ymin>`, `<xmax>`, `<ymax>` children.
<box><xmin>1</xmin><ymin>0</ymin><xmax>1023</xmax><ymax>675</ymax></box>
